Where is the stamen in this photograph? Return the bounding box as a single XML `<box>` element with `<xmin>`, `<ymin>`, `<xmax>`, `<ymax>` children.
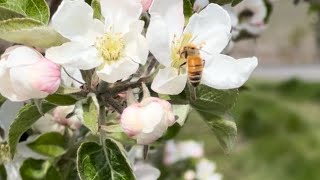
<box><xmin>96</xmin><ymin>33</ymin><xmax>125</xmax><ymax>63</ymax></box>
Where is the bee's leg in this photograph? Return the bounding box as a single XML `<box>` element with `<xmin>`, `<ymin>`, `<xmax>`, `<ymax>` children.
<box><xmin>178</xmin><ymin>62</ymin><xmax>187</xmax><ymax>75</ymax></box>
<box><xmin>202</xmin><ymin>60</ymin><xmax>206</xmax><ymax>66</ymax></box>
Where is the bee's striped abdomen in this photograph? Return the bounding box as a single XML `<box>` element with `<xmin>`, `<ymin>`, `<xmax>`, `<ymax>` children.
<box><xmin>187</xmin><ymin>56</ymin><xmax>203</xmax><ymax>87</ymax></box>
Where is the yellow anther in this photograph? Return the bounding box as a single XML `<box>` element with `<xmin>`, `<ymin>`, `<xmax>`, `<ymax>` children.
<box><xmin>96</xmin><ymin>33</ymin><xmax>125</xmax><ymax>63</ymax></box>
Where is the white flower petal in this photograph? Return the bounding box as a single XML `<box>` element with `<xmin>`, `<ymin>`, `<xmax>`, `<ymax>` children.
<box><xmin>139</xmin><ymin>102</ymin><xmax>164</xmax><ymax>133</ymax></box>
<box><xmin>17</xmin><ymin>140</ymin><xmax>48</xmax><ymax>160</ymax></box>
<box><xmin>136</xmin><ymin>120</ymin><xmax>168</xmax><ymax>145</ymax></box>
<box><xmin>33</xmin><ymin>115</ymin><xmax>65</xmax><ymax>134</ymax></box>
<box><xmin>198</xmin><ymin>26</ymin><xmax>231</xmax><ymax>55</ymax></box>
<box><xmin>151</xmin><ymin>67</ymin><xmax>187</xmax><ymax>95</ymax></box>
<box><xmin>185</xmin><ymin>3</ymin><xmax>231</xmax><ymax>54</ymax></box>
<box><xmin>134</xmin><ymin>162</ymin><xmax>161</xmax><ymax>180</ymax></box>
<box><xmin>196</xmin><ymin>159</ymin><xmax>221</xmax><ymax>180</ymax></box>
<box><xmin>97</xmin><ymin>58</ymin><xmax>139</xmax><ymax>83</ymax></box>
<box><xmin>149</xmin><ymin>0</ymin><xmax>184</xmax><ymax>40</ymax></box>
<box><xmin>124</xmin><ymin>31</ymin><xmax>148</xmax><ymax>65</ymax></box>
<box><xmin>193</xmin><ymin>0</ymin><xmax>209</xmax><ymax>12</ymax></box>
<box><xmin>46</xmin><ymin>42</ymin><xmax>102</xmax><ymax>70</ymax></box>
<box><xmin>61</xmin><ymin>67</ymin><xmax>84</xmax><ymax>88</ymax></box>
<box><xmin>130</xmin><ymin>20</ymin><xmax>145</xmax><ymax>34</ymax></box>
<box><xmin>100</xmin><ymin>0</ymin><xmax>142</xmax><ymax>33</ymax></box>
<box><xmin>51</xmin><ymin>0</ymin><xmax>98</xmax><ymax>43</ymax></box>
<box><xmin>5</xmin><ymin>46</ymin><xmax>42</xmax><ymax>67</ymax></box>
<box><xmin>0</xmin><ymin>65</ymin><xmax>28</xmax><ymax>102</ymax></box>
<box><xmin>10</xmin><ymin>67</ymin><xmax>49</xmax><ymax>99</ymax></box>
<box><xmin>146</xmin><ymin>15</ymin><xmax>171</xmax><ymax>67</ymax></box>
<box><xmin>4</xmin><ymin>158</ymin><xmax>23</xmax><ymax>180</ymax></box>
<box><xmin>0</xmin><ymin>101</ymin><xmax>24</xmax><ymax>140</ymax></box>
<box><xmin>202</xmin><ymin>54</ymin><xmax>258</xmax><ymax>89</ymax></box>
<box><xmin>223</xmin><ymin>5</ymin><xmax>239</xmax><ymax>27</ymax></box>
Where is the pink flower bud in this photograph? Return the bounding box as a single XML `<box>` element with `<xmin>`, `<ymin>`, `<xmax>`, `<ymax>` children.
<box><xmin>140</xmin><ymin>0</ymin><xmax>153</xmax><ymax>12</ymax></box>
<box><xmin>0</xmin><ymin>46</ymin><xmax>61</xmax><ymax>102</ymax></box>
<box><xmin>121</xmin><ymin>97</ymin><xmax>175</xmax><ymax>145</ymax></box>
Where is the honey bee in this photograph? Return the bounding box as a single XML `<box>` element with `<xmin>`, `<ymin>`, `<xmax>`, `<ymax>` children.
<box><xmin>179</xmin><ymin>44</ymin><xmax>205</xmax><ymax>100</ymax></box>
<box><xmin>179</xmin><ymin>44</ymin><xmax>205</xmax><ymax>87</ymax></box>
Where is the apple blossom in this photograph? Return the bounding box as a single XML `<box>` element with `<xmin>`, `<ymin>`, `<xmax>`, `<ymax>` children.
<box><xmin>227</xmin><ymin>0</ymin><xmax>268</xmax><ymax>37</ymax></box>
<box><xmin>184</xmin><ymin>170</ymin><xmax>196</xmax><ymax>180</ymax></box>
<box><xmin>46</xmin><ymin>0</ymin><xmax>148</xmax><ymax>83</ymax></box>
<box><xmin>128</xmin><ymin>146</ymin><xmax>161</xmax><ymax>180</ymax></box>
<box><xmin>33</xmin><ymin>105</ymin><xmax>83</xmax><ymax>134</ymax></box>
<box><xmin>164</xmin><ymin>140</ymin><xmax>204</xmax><ymax>165</ymax></box>
<box><xmin>147</xmin><ymin>0</ymin><xmax>258</xmax><ymax>95</ymax></box>
<box><xmin>121</xmin><ymin>97</ymin><xmax>175</xmax><ymax>145</ymax></box>
<box><xmin>0</xmin><ymin>46</ymin><xmax>61</xmax><ymax>102</ymax></box>
<box><xmin>196</xmin><ymin>159</ymin><xmax>223</xmax><ymax>180</ymax></box>
<box><xmin>134</xmin><ymin>162</ymin><xmax>161</xmax><ymax>180</ymax></box>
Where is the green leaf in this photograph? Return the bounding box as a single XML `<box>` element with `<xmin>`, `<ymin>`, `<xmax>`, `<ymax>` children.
<box><xmin>0</xmin><ymin>95</ymin><xmax>6</xmax><ymax>107</ymax></box>
<box><xmin>27</xmin><ymin>132</ymin><xmax>67</xmax><ymax>158</ymax></box>
<box><xmin>184</xmin><ymin>0</ymin><xmax>193</xmax><ymax>21</ymax></box>
<box><xmin>208</xmin><ymin>0</ymin><xmax>243</xmax><ymax>6</ymax></box>
<box><xmin>191</xmin><ymin>85</ymin><xmax>239</xmax><ymax>116</ymax></box>
<box><xmin>231</xmin><ymin>0</ymin><xmax>242</xmax><ymax>6</ymax></box>
<box><xmin>83</xmin><ymin>94</ymin><xmax>100</xmax><ymax>134</ymax></box>
<box><xmin>0</xmin><ymin>0</ymin><xmax>50</xmax><ymax>24</ymax></box>
<box><xmin>173</xmin><ymin>104</ymin><xmax>191</xmax><ymax>125</ymax></box>
<box><xmin>0</xmin><ymin>6</ymin><xmax>23</xmax><ymax>21</ymax></box>
<box><xmin>263</xmin><ymin>0</ymin><xmax>273</xmax><ymax>23</ymax></box>
<box><xmin>0</xmin><ymin>18</ymin><xmax>67</xmax><ymax>48</ymax></box>
<box><xmin>20</xmin><ymin>158</ymin><xmax>62</xmax><ymax>180</ymax></box>
<box><xmin>0</xmin><ymin>164</ymin><xmax>6</xmax><ymax>180</ymax></box>
<box><xmin>45</xmin><ymin>93</ymin><xmax>78</xmax><ymax>106</ymax></box>
<box><xmin>92</xmin><ymin>0</ymin><xmax>102</xmax><ymax>20</ymax></box>
<box><xmin>77</xmin><ymin>138</ymin><xmax>136</xmax><ymax>180</ymax></box>
<box><xmin>56</xmin><ymin>86</ymin><xmax>82</xmax><ymax>95</ymax></box>
<box><xmin>161</xmin><ymin>123</ymin><xmax>182</xmax><ymax>141</ymax></box>
<box><xmin>192</xmin><ymin>110</ymin><xmax>237</xmax><ymax>153</ymax></box>
<box><xmin>8</xmin><ymin>103</ymin><xmax>55</xmax><ymax>158</ymax></box>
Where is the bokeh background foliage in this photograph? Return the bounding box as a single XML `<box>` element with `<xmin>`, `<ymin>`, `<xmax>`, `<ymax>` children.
<box><xmin>176</xmin><ymin>78</ymin><xmax>320</xmax><ymax>180</ymax></box>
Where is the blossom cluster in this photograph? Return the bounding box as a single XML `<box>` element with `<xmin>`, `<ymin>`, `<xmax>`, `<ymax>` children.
<box><xmin>0</xmin><ymin>0</ymin><xmax>264</xmax><ymax>179</ymax></box>
<box><xmin>0</xmin><ymin>0</ymin><xmax>258</xmax><ymax>146</ymax></box>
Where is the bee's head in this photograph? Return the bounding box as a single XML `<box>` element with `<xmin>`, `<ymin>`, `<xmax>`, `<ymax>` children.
<box><xmin>183</xmin><ymin>44</ymin><xmax>200</xmax><ymax>56</ymax></box>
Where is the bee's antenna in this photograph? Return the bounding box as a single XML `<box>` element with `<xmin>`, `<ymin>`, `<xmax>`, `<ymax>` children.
<box><xmin>199</xmin><ymin>48</ymin><xmax>211</xmax><ymax>55</ymax></box>
<box><xmin>189</xmin><ymin>34</ymin><xmax>199</xmax><ymax>44</ymax></box>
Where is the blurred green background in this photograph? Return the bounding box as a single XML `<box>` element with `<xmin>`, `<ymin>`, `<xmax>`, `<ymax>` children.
<box><xmin>177</xmin><ymin>78</ymin><xmax>320</xmax><ymax>180</ymax></box>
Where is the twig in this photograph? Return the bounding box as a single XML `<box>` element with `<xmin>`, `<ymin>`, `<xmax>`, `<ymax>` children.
<box><xmin>143</xmin><ymin>55</ymin><xmax>159</xmax><ymax>76</ymax></box>
<box><xmin>100</xmin><ymin>92</ymin><xmax>124</xmax><ymax>114</ymax></box>
<box><xmin>108</xmin><ymin>77</ymin><xmax>152</xmax><ymax>95</ymax></box>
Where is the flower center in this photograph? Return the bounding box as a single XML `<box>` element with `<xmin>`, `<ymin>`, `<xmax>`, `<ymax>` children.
<box><xmin>170</xmin><ymin>33</ymin><xmax>193</xmax><ymax>69</ymax></box>
<box><xmin>0</xmin><ymin>143</ymin><xmax>10</xmax><ymax>163</ymax></box>
<box><xmin>96</xmin><ymin>33</ymin><xmax>125</xmax><ymax>63</ymax></box>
